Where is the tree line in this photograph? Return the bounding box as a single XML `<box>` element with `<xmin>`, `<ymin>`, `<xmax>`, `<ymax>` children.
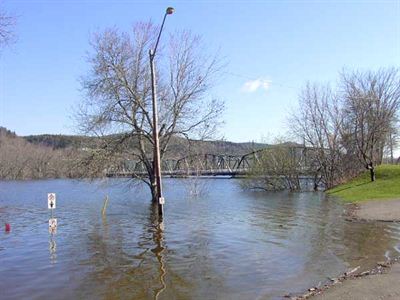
<box><xmin>246</xmin><ymin>68</ymin><xmax>400</xmax><ymax>191</ymax></box>
<box><xmin>0</xmin><ymin>128</ymin><xmax>85</xmax><ymax>180</ymax></box>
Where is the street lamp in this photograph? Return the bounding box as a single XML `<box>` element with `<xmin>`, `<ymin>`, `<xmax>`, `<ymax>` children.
<box><xmin>149</xmin><ymin>7</ymin><xmax>174</xmax><ymax>218</ymax></box>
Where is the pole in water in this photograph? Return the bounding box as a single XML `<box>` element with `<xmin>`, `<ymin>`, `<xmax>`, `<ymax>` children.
<box><xmin>48</xmin><ymin>193</ymin><xmax>57</xmax><ymax>233</ymax></box>
<box><xmin>5</xmin><ymin>223</ymin><xmax>11</xmax><ymax>232</ymax></box>
<box><xmin>101</xmin><ymin>195</ymin><xmax>109</xmax><ymax>216</ymax></box>
<box><xmin>159</xmin><ymin>197</ymin><xmax>165</xmax><ymax>218</ymax></box>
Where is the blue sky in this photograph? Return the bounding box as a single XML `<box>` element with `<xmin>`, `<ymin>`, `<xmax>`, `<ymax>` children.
<box><xmin>0</xmin><ymin>0</ymin><xmax>399</xmax><ymax>143</ymax></box>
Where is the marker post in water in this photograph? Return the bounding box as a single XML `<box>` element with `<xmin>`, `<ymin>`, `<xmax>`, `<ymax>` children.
<box><xmin>48</xmin><ymin>193</ymin><xmax>57</xmax><ymax>233</ymax></box>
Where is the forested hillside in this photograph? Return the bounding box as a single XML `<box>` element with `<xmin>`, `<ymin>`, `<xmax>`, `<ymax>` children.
<box><xmin>24</xmin><ymin>133</ymin><xmax>267</xmax><ymax>156</ymax></box>
<box><xmin>0</xmin><ymin>127</ymin><xmax>268</xmax><ymax>180</ymax></box>
<box><xmin>0</xmin><ymin>127</ymin><xmax>81</xmax><ymax>179</ymax></box>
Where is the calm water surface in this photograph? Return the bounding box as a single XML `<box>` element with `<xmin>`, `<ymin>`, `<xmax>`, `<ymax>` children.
<box><xmin>1</xmin><ymin>179</ymin><xmax>400</xmax><ymax>300</ymax></box>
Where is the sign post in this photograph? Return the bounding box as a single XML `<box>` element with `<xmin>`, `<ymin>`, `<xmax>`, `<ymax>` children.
<box><xmin>49</xmin><ymin>218</ymin><xmax>57</xmax><ymax>234</ymax></box>
<box><xmin>48</xmin><ymin>193</ymin><xmax>57</xmax><ymax>233</ymax></box>
<box><xmin>48</xmin><ymin>193</ymin><xmax>56</xmax><ymax>210</ymax></box>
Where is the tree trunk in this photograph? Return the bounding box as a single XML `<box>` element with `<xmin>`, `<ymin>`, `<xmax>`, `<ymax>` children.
<box><xmin>313</xmin><ymin>181</ymin><xmax>318</xmax><ymax>191</ymax></box>
<box><xmin>150</xmin><ymin>182</ymin><xmax>157</xmax><ymax>202</ymax></box>
<box><xmin>389</xmin><ymin>132</ymin><xmax>394</xmax><ymax>164</ymax></box>
<box><xmin>149</xmin><ymin>171</ymin><xmax>158</xmax><ymax>202</ymax></box>
<box><xmin>369</xmin><ymin>164</ymin><xmax>376</xmax><ymax>182</ymax></box>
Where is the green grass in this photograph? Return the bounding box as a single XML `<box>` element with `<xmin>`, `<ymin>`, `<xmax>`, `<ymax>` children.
<box><xmin>327</xmin><ymin>164</ymin><xmax>400</xmax><ymax>203</ymax></box>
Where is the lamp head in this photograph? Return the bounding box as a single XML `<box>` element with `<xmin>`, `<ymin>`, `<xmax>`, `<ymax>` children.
<box><xmin>166</xmin><ymin>7</ymin><xmax>175</xmax><ymax>15</ymax></box>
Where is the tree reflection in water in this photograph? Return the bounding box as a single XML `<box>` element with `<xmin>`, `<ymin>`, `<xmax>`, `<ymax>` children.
<box><xmin>75</xmin><ymin>200</ymin><xmax>194</xmax><ymax>300</ymax></box>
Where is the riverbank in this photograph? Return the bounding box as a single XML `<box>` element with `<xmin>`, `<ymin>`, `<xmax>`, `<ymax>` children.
<box><xmin>312</xmin><ymin>262</ymin><xmax>400</xmax><ymax>300</ymax></box>
<box><xmin>290</xmin><ymin>258</ymin><xmax>400</xmax><ymax>299</ymax></box>
<box><xmin>327</xmin><ymin>164</ymin><xmax>400</xmax><ymax>203</ymax></box>
<box><xmin>330</xmin><ymin>164</ymin><xmax>400</xmax><ymax>222</ymax></box>
<box><xmin>301</xmin><ymin>165</ymin><xmax>400</xmax><ymax>299</ymax></box>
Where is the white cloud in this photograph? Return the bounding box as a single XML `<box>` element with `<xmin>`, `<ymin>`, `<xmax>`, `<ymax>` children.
<box><xmin>241</xmin><ymin>78</ymin><xmax>271</xmax><ymax>93</ymax></box>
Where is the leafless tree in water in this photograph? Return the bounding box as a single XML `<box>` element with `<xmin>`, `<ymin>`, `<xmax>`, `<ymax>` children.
<box><xmin>289</xmin><ymin>83</ymin><xmax>347</xmax><ymax>189</ymax></box>
<box><xmin>76</xmin><ymin>22</ymin><xmax>224</xmax><ymax>201</ymax></box>
<box><xmin>182</xmin><ymin>148</ymin><xmax>210</xmax><ymax>198</ymax></box>
<box><xmin>243</xmin><ymin>139</ymin><xmax>306</xmax><ymax>191</ymax></box>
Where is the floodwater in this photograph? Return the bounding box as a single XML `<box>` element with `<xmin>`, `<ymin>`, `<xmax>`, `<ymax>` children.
<box><xmin>1</xmin><ymin>179</ymin><xmax>400</xmax><ymax>300</ymax></box>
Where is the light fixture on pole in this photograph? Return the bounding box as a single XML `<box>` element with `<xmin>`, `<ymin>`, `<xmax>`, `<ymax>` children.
<box><xmin>149</xmin><ymin>7</ymin><xmax>174</xmax><ymax>218</ymax></box>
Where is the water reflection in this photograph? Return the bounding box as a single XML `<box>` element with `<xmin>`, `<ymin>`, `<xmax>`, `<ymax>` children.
<box><xmin>1</xmin><ymin>179</ymin><xmax>400</xmax><ymax>300</ymax></box>
<box><xmin>74</xmin><ymin>201</ymin><xmax>176</xmax><ymax>299</ymax></box>
<box><xmin>49</xmin><ymin>233</ymin><xmax>57</xmax><ymax>264</ymax></box>
<box><xmin>340</xmin><ymin>221</ymin><xmax>400</xmax><ymax>270</ymax></box>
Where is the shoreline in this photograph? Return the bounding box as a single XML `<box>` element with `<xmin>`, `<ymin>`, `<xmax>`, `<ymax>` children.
<box><xmin>289</xmin><ymin>257</ymin><xmax>400</xmax><ymax>299</ymax></box>
<box><xmin>345</xmin><ymin>198</ymin><xmax>400</xmax><ymax>223</ymax></box>
<box><xmin>290</xmin><ymin>198</ymin><xmax>400</xmax><ymax>299</ymax></box>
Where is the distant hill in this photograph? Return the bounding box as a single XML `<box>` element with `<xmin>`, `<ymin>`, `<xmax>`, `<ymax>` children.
<box><xmin>0</xmin><ymin>126</ymin><xmax>299</xmax><ymax>158</ymax></box>
<box><xmin>23</xmin><ymin>133</ymin><xmax>268</xmax><ymax>157</ymax></box>
<box><xmin>24</xmin><ymin>134</ymin><xmax>99</xmax><ymax>150</ymax></box>
<box><xmin>166</xmin><ymin>138</ymin><xmax>269</xmax><ymax>157</ymax></box>
<box><xmin>1</xmin><ymin>126</ymin><xmax>303</xmax><ymax>180</ymax></box>
<box><xmin>0</xmin><ymin>127</ymin><xmax>79</xmax><ymax>180</ymax></box>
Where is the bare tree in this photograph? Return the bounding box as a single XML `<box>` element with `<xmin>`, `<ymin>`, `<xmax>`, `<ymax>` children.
<box><xmin>289</xmin><ymin>83</ymin><xmax>348</xmax><ymax>189</ymax></box>
<box><xmin>341</xmin><ymin>68</ymin><xmax>400</xmax><ymax>181</ymax></box>
<box><xmin>289</xmin><ymin>68</ymin><xmax>400</xmax><ymax>188</ymax></box>
<box><xmin>0</xmin><ymin>4</ymin><xmax>16</xmax><ymax>48</ymax></box>
<box><xmin>76</xmin><ymin>22</ymin><xmax>223</xmax><ymax>201</ymax></box>
<box><xmin>242</xmin><ymin>141</ymin><xmax>305</xmax><ymax>192</ymax></box>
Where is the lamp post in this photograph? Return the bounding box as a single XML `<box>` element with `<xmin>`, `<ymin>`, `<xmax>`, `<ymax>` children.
<box><xmin>149</xmin><ymin>7</ymin><xmax>174</xmax><ymax>218</ymax></box>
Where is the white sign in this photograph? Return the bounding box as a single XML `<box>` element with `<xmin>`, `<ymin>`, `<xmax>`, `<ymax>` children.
<box><xmin>49</xmin><ymin>218</ymin><xmax>57</xmax><ymax>231</ymax></box>
<box><xmin>48</xmin><ymin>193</ymin><xmax>56</xmax><ymax>209</ymax></box>
<box><xmin>159</xmin><ymin>197</ymin><xmax>165</xmax><ymax>205</ymax></box>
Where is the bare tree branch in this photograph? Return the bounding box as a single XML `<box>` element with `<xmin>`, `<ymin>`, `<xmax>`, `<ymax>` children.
<box><xmin>76</xmin><ymin>22</ymin><xmax>224</xmax><ymax>200</ymax></box>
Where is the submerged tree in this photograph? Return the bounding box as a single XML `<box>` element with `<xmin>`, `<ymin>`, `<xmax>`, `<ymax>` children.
<box><xmin>76</xmin><ymin>22</ymin><xmax>223</xmax><ymax>201</ymax></box>
<box><xmin>290</xmin><ymin>83</ymin><xmax>347</xmax><ymax>189</ymax></box>
<box><xmin>243</xmin><ymin>141</ymin><xmax>305</xmax><ymax>192</ymax></box>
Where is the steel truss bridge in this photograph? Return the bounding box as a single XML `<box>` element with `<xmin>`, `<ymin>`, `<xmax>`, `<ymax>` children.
<box><xmin>106</xmin><ymin>146</ymin><xmax>313</xmax><ymax>178</ymax></box>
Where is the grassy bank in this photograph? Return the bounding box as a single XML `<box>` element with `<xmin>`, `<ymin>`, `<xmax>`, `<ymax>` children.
<box><xmin>327</xmin><ymin>164</ymin><xmax>400</xmax><ymax>203</ymax></box>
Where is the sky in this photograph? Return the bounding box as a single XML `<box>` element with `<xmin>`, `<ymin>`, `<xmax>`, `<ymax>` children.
<box><xmin>0</xmin><ymin>0</ymin><xmax>399</xmax><ymax>144</ymax></box>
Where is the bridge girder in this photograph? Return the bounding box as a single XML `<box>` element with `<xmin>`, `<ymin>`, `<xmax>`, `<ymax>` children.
<box><xmin>106</xmin><ymin>146</ymin><xmax>313</xmax><ymax>176</ymax></box>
